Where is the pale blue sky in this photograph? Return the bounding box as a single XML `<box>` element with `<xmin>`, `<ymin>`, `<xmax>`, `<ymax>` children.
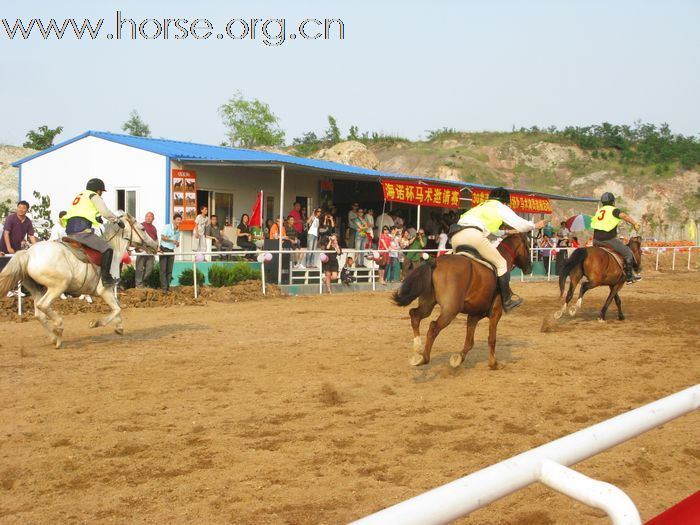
<box><xmin>1</xmin><ymin>0</ymin><xmax>698</xmax><ymax>147</ymax></box>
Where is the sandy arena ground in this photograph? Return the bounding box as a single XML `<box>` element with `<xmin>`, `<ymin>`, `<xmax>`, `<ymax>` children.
<box><xmin>0</xmin><ymin>272</ymin><xmax>698</xmax><ymax>524</ymax></box>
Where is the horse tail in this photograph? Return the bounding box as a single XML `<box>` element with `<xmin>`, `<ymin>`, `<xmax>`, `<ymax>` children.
<box><xmin>0</xmin><ymin>250</ymin><xmax>29</xmax><ymax>296</ymax></box>
<box><xmin>559</xmin><ymin>248</ymin><xmax>587</xmax><ymax>294</ymax></box>
<box><xmin>392</xmin><ymin>260</ymin><xmax>434</xmax><ymax>307</ymax></box>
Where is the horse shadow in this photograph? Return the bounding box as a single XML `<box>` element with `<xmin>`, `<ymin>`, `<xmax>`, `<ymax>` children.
<box><xmin>412</xmin><ymin>337</ymin><xmax>526</xmax><ymax>383</ymax></box>
<box><xmin>66</xmin><ymin>323</ymin><xmax>207</xmax><ymax>349</ymax></box>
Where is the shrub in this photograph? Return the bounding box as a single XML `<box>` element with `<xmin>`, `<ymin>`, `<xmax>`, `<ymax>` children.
<box><xmin>178</xmin><ymin>268</ymin><xmax>205</xmax><ymax>286</ymax></box>
<box><xmin>208</xmin><ymin>263</ymin><xmax>261</xmax><ymax>287</ymax></box>
<box><xmin>120</xmin><ymin>262</ymin><xmax>161</xmax><ymax>289</ymax></box>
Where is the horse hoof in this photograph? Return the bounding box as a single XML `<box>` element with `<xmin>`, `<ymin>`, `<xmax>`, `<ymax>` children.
<box><xmin>53</xmin><ymin>327</ymin><xmax>63</xmax><ymax>337</ymax></box>
<box><xmin>89</xmin><ymin>320</ymin><xmax>99</xmax><ymax>328</ymax></box>
<box><xmin>449</xmin><ymin>354</ymin><xmax>464</xmax><ymax>368</ymax></box>
<box><xmin>114</xmin><ymin>327</ymin><xmax>124</xmax><ymax>336</ymax></box>
<box><xmin>54</xmin><ymin>339</ymin><xmax>62</xmax><ymax>349</ymax></box>
<box><xmin>489</xmin><ymin>362</ymin><xmax>504</xmax><ymax>371</ymax></box>
<box><xmin>409</xmin><ymin>354</ymin><xmax>427</xmax><ymax>367</ymax></box>
<box><xmin>553</xmin><ymin>310</ymin><xmax>563</xmax><ymax>320</ymax></box>
<box><xmin>598</xmin><ymin>318</ymin><xmax>605</xmax><ymax>323</ymax></box>
<box><xmin>568</xmin><ymin>307</ymin><xmax>577</xmax><ymax>317</ymax></box>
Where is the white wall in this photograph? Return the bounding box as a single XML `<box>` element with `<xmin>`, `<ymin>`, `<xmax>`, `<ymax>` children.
<box><xmin>20</xmin><ymin>136</ymin><xmax>168</xmax><ymax>233</ymax></box>
<box><xmin>185</xmin><ymin>163</ymin><xmax>322</xmax><ymax>225</ymax></box>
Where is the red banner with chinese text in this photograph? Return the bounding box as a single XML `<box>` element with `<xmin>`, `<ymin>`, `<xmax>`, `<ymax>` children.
<box><xmin>470</xmin><ymin>189</ymin><xmax>552</xmax><ymax>214</ymax></box>
<box><xmin>381</xmin><ymin>180</ymin><xmax>461</xmax><ymax>208</ymax></box>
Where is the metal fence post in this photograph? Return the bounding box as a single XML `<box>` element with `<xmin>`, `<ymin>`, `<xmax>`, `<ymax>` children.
<box><xmin>17</xmin><ymin>282</ymin><xmax>22</xmax><ymax>316</ymax></box>
<box><xmin>655</xmin><ymin>249</ymin><xmax>660</xmax><ymax>271</ymax></box>
<box><xmin>672</xmin><ymin>248</ymin><xmax>676</xmax><ymax>270</ymax></box>
<box><xmin>688</xmin><ymin>247</ymin><xmax>693</xmax><ymax>270</ymax></box>
<box><xmin>193</xmin><ymin>259</ymin><xmax>198</xmax><ymax>299</ymax></box>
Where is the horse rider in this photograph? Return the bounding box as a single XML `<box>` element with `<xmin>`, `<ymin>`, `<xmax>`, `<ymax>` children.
<box><xmin>61</xmin><ymin>178</ymin><xmax>121</xmax><ymax>287</ymax></box>
<box><xmin>451</xmin><ymin>187</ymin><xmax>545</xmax><ymax>311</ymax></box>
<box><xmin>591</xmin><ymin>192</ymin><xmax>642</xmax><ymax>283</ymax></box>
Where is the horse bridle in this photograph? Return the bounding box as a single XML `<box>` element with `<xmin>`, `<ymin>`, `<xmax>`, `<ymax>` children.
<box><xmin>104</xmin><ymin>216</ymin><xmax>148</xmax><ymax>248</ymax></box>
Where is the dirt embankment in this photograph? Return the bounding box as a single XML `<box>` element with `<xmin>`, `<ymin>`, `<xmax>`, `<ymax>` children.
<box><xmin>0</xmin><ymin>281</ymin><xmax>281</xmax><ymax>322</ymax></box>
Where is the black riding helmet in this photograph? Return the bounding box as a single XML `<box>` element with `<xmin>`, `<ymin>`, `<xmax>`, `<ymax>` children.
<box><xmin>600</xmin><ymin>192</ymin><xmax>615</xmax><ymax>205</ymax></box>
<box><xmin>489</xmin><ymin>187</ymin><xmax>510</xmax><ymax>205</ymax></box>
<box><xmin>86</xmin><ymin>178</ymin><xmax>107</xmax><ymax>192</ymax></box>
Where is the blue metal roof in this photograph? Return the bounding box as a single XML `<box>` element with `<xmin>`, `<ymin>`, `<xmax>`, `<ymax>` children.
<box><xmin>12</xmin><ymin>131</ymin><xmax>596</xmax><ymax>202</ymax></box>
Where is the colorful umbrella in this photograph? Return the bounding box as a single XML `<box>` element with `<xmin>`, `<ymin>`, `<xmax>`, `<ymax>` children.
<box><xmin>565</xmin><ymin>214</ymin><xmax>592</xmax><ymax>231</ymax></box>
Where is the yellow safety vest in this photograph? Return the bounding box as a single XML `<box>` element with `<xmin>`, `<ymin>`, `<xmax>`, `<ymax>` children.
<box><xmin>62</xmin><ymin>190</ymin><xmax>101</xmax><ymax>227</ymax></box>
<box><xmin>462</xmin><ymin>199</ymin><xmax>503</xmax><ymax>234</ymax></box>
<box><xmin>591</xmin><ymin>205</ymin><xmax>621</xmax><ymax>232</ymax></box>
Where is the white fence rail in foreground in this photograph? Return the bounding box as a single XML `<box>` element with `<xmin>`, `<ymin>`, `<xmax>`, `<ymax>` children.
<box><xmin>351</xmin><ymin>384</ymin><xmax>700</xmax><ymax>525</ymax></box>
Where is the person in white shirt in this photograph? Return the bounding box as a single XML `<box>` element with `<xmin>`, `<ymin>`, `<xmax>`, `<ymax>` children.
<box><xmin>50</xmin><ymin>211</ymin><xmax>67</xmax><ymax>240</ymax></box>
<box><xmin>452</xmin><ymin>187</ymin><xmax>545</xmax><ymax>311</ymax></box>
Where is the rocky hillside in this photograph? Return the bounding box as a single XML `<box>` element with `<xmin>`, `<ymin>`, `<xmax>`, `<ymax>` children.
<box><xmin>0</xmin><ymin>145</ymin><xmax>35</xmax><ymax>206</ymax></box>
<box><xmin>313</xmin><ymin>134</ymin><xmax>699</xmax><ymax>240</ymax></box>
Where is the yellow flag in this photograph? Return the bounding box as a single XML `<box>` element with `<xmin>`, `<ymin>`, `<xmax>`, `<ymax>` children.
<box><xmin>690</xmin><ymin>220</ymin><xmax>696</xmax><ymax>241</ymax></box>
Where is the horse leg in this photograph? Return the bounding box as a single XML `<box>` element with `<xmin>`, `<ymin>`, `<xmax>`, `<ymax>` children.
<box><xmin>614</xmin><ymin>292</ymin><xmax>624</xmax><ymax>321</ymax></box>
<box><xmin>23</xmin><ymin>281</ymin><xmax>57</xmax><ymax>345</ymax></box>
<box><xmin>409</xmin><ymin>296</ymin><xmax>437</xmax><ymax>355</ymax></box>
<box><xmin>91</xmin><ymin>287</ymin><xmax>123</xmax><ymax>334</ymax></box>
<box><xmin>598</xmin><ymin>285</ymin><xmax>618</xmax><ymax>322</ymax></box>
<box><xmin>410</xmin><ymin>307</ymin><xmax>458</xmax><ymax>367</ymax></box>
<box><xmin>556</xmin><ymin>273</ymin><xmax>579</xmax><ymax>319</ymax></box>
<box><xmin>569</xmin><ymin>278</ymin><xmax>591</xmax><ymax>317</ymax></box>
<box><xmin>487</xmin><ymin>305</ymin><xmax>504</xmax><ymax>370</ymax></box>
<box><xmin>35</xmin><ymin>287</ymin><xmax>65</xmax><ymax>349</ymax></box>
<box><xmin>450</xmin><ymin>314</ymin><xmax>480</xmax><ymax>368</ymax></box>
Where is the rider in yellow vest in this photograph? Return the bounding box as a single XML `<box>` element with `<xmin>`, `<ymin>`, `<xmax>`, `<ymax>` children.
<box><xmin>62</xmin><ymin>178</ymin><xmax>122</xmax><ymax>286</ymax></box>
<box><xmin>591</xmin><ymin>192</ymin><xmax>641</xmax><ymax>283</ymax></box>
<box><xmin>451</xmin><ymin>187</ymin><xmax>545</xmax><ymax>311</ymax></box>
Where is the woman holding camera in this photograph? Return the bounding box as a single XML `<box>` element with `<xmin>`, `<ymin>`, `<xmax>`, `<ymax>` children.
<box><xmin>321</xmin><ymin>234</ymin><xmax>342</xmax><ymax>293</ymax></box>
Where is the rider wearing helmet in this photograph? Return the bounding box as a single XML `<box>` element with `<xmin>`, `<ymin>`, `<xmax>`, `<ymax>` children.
<box><xmin>452</xmin><ymin>187</ymin><xmax>545</xmax><ymax>311</ymax></box>
<box><xmin>591</xmin><ymin>192</ymin><xmax>642</xmax><ymax>283</ymax></box>
<box><xmin>61</xmin><ymin>178</ymin><xmax>121</xmax><ymax>287</ymax></box>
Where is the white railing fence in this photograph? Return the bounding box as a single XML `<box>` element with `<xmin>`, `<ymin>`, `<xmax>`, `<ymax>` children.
<box><xmin>351</xmin><ymin>384</ymin><xmax>700</xmax><ymax>525</ymax></box>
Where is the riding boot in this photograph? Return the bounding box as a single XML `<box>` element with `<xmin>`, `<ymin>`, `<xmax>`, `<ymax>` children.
<box><xmin>624</xmin><ymin>261</ymin><xmax>641</xmax><ymax>283</ymax></box>
<box><xmin>100</xmin><ymin>248</ymin><xmax>119</xmax><ymax>287</ymax></box>
<box><xmin>497</xmin><ymin>273</ymin><xmax>523</xmax><ymax>311</ymax></box>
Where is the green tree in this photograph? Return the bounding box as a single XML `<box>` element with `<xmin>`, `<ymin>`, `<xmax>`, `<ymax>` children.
<box><xmin>324</xmin><ymin>115</ymin><xmax>341</xmax><ymax>144</ymax></box>
<box><xmin>122</xmin><ymin>110</ymin><xmax>151</xmax><ymax>137</ymax></box>
<box><xmin>219</xmin><ymin>91</ymin><xmax>285</xmax><ymax>148</ymax></box>
<box><xmin>23</xmin><ymin>125</ymin><xmax>63</xmax><ymax>150</ymax></box>
<box><xmin>31</xmin><ymin>190</ymin><xmax>53</xmax><ymax>240</ymax></box>
<box><xmin>347</xmin><ymin>125</ymin><xmax>359</xmax><ymax>141</ymax></box>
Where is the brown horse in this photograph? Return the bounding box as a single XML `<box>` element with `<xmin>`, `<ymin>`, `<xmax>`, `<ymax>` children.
<box><xmin>556</xmin><ymin>236</ymin><xmax>642</xmax><ymax>321</ymax></box>
<box><xmin>392</xmin><ymin>234</ymin><xmax>533</xmax><ymax>370</ymax></box>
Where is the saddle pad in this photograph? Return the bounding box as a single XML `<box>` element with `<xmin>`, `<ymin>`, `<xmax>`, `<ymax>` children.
<box><xmin>452</xmin><ymin>247</ymin><xmax>497</xmax><ymax>272</ymax></box>
<box><xmin>59</xmin><ymin>239</ymin><xmax>102</xmax><ymax>266</ymax></box>
<box><xmin>597</xmin><ymin>246</ymin><xmax>624</xmax><ymax>270</ymax></box>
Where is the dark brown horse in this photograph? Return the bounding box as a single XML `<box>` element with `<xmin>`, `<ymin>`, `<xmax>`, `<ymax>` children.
<box><xmin>556</xmin><ymin>236</ymin><xmax>642</xmax><ymax>321</ymax></box>
<box><xmin>392</xmin><ymin>234</ymin><xmax>533</xmax><ymax>370</ymax></box>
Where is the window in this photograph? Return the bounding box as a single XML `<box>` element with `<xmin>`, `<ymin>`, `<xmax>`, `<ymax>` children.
<box><xmin>116</xmin><ymin>189</ymin><xmax>137</xmax><ymax>216</ymax></box>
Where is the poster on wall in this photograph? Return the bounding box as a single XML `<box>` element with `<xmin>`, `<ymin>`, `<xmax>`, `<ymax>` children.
<box><xmin>172</xmin><ymin>169</ymin><xmax>197</xmax><ymax>230</ymax></box>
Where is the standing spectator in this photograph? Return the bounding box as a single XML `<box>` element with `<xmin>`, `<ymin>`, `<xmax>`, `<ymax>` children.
<box><xmin>285</xmin><ymin>216</ymin><xmax>304</xmax><ymax>268</ymax></box>
<box><xmin>385</xmin><ymin>226</ymin><xmax>401</xmax><ymax>282</ymax></box>
<box><xmin>0</xmin><ymin>200</ymin><xmax>37</xmax><ymax>272</ymax></box>
<box><xmin>264</xmin><ymin>218</ymin><xmax>274</xmax><ymax>239</ymax></box>
<box><xmin>330</xmin><ymin>206</ymin><xmax>342</xmax><ymax>243</ymax></box>
<box><xmin>306</xmin><ymin>207</ymin><xmax>321</xmax><ymax>267</ymax></box>
<box><xmin>319</xmin><ymin>209</ymin><xmax>335</xmax><ymax>237</ymax></box>
<box><xmin>192</xmin><ymin>205</ymin><xmax>209</xmax><ymax>252</ymax></box>
<box><xmin>365</xmin><ymin>209</ymin><xmax>375</xmax><ymax>249</ymax></box>
<box><xmin>378</xmin><ymin>225</ymin><xmax>392</xmax><ymax>284</ymax></box>
<box><xmin>539</xmin><ymin>234</ymin><xmax>556</xmax><ymax>275</ymax></box>
<box><xmin>49</xmin><ymin>211</ymin><xmax>68</xmax><ymax>240</ymax></box>
<box><xmin>321</xmin><ymin>234</ymin><xmax>342</xmax><ymax>293</ymax></box>
<box><xmin>206</xmin><ymin>214</ymin><xmax>234</xmax><ymax>252</ymax></box>
<box><xmin>289</xmin><ymin>201</ymin><xmax>304</xmax><ymax>242</ymax></box>
<box><xmin>403</xmin><ymin>228</ymin><xmax>426</xmax><ymax>277</ymax></box>
<box><xmin>159</xmin><ymin>213</ymin><xmax>182</xmax><ymax>293</ymax></box>
<box><xmin>571</xmin><ymin>236</ymin><xmax>580</xmax><ymax>248</ymax></box>
<box><xmin>353</xmin><ymin>208</ymin><xmax>370</xmax><ymax>266</ymax></box>
<box><xmin>558</xmin><ymin>221</ymin><xmax>570</xmax><ymax>239</ymax></box>
<box><xmin>236</xmin><ymin>213</ymin><xmax>256</xmax><ymax>252</ymax></box>
<box><xmin>375</xmin><ymin>209</ymin><xmax>394</xmax><ymax>240</ymax></box>
<box><xmin>135</xmin><ymin>211</ymin><xmax>158</xmax><ymax>288</ymax></box>
<box><xmin>347</xmin><ymin>202</ymin><xmax>359</xmax><ymax>248</ymax></box>
<box><xmin>437</xmin><ymin>227</ymin><xmax>449</xmax><ymax>256</ymax></box>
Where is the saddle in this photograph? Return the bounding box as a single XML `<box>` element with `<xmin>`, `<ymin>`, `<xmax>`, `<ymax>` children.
<box><xmin>452</xmin><ymin>245</ymin><xmax>497</xmax><ymax>273</ymax></box>
<box><xmin>596</xmin><ymin>246</ymin><xmax>624</xmax><ymax>270</ymax></box>
<box><xmin>59</xmin><ymin>238</ymin><xmax>103</xmax><ymax>266</ymax></box>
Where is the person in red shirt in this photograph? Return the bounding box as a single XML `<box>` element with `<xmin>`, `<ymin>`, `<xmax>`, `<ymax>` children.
<box><xmin>289</xmin><ymin>201</ymin><xmax>303</xmax><ymax>235</ymax></box>
<box><xmin>571</xmin><ymin>236</ymin><xmax>580</xmax><ymax>248</ymax></box>
<box><xmin>135</xmin><ymin>212</ymin><xmax>158</xmax><ymax>287</ymax></box>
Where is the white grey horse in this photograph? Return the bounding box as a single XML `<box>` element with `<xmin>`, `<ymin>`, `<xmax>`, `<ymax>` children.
<box><xmin>0</xmin><ymin>212</ymin><xmax>158</xmax><ymax>348</ymax></box>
